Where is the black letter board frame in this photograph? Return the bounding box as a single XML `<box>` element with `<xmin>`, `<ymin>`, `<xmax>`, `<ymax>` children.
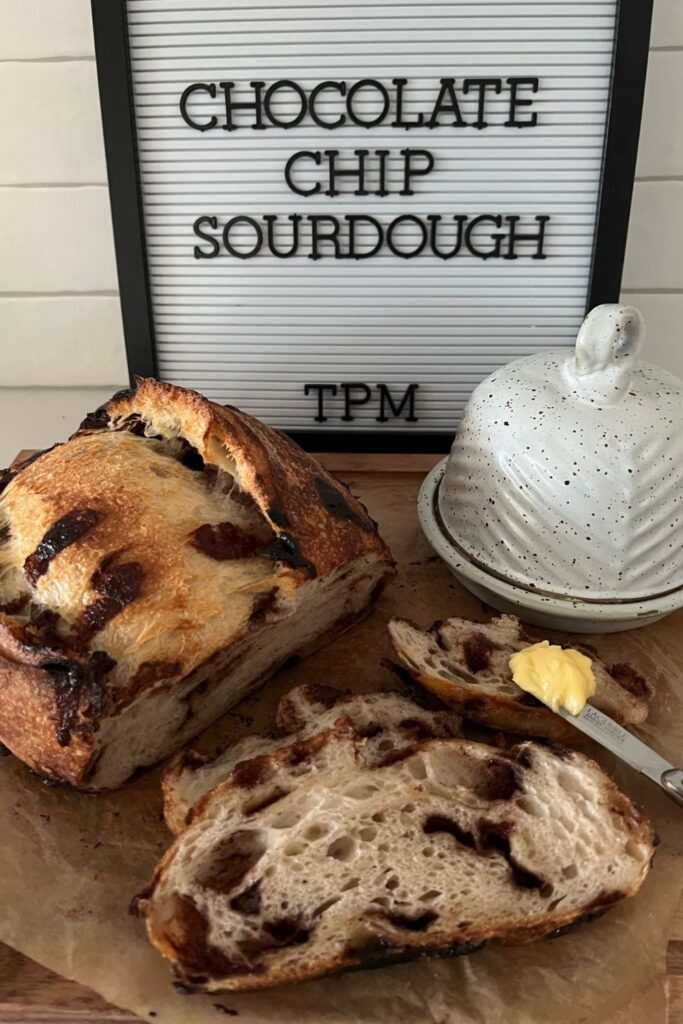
<box><xmin>91</xmin><ymin>0</ymin><xmax>653</xmax><ymax>453</ymax></box>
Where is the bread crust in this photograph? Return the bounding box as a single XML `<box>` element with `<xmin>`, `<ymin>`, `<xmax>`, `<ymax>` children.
<box><xmin>93</xmin><ymin>378</ymin><xmax>388</xmax><ymax>579</ymax></box>
<box><xmin>0</xmin><ymin>379</ymin><xmax>395</xmax><ymax>787</ymax></box>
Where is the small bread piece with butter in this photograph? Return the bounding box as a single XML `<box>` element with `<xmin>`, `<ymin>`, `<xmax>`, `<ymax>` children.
<box><xmin>0</xmin><ymin>378</ymin><xmax>395</xmax><ymax>789</ymax></box>
<box><xmin>388</xmin><ymin>614</ymin><xmax>654</xmax><ymax>742</ymax></box>
<box><xmin>162</xmin><ymin>683</ymin><xmax>463</xmax><ymax>834</ymax></box>
<box><xmin>137</xmin><ymin>725</ymin><xmax>654</xmax><ymax>992</ymax></box>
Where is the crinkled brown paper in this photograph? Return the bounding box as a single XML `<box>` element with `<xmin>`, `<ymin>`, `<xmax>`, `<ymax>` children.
<box><xmin>0</xmin><ymin>471</ymin><xmax>681</xmax><ymax>1024</ymax></box>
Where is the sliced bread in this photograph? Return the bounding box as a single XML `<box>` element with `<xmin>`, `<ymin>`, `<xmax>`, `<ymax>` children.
<box><xmin>138</xmin><ymin>725</ymin><xmax>654</xmax><ymax>992</ymax></box>
<box><xmin>162</xmin><ymin>684</ymin><xmax>462</xmax><ymax>834</ymax></box>
<box><xmin>388</xmin><ymin>614</ymin><xmax>655</xmax><ymax>741</ymax></box>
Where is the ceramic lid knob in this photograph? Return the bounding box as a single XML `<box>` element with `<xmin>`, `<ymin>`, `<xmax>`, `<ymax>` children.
<box><xmin>438</xmin><ymin>304</ymin><xmax>683</xmax><ymax>602</ymax></box>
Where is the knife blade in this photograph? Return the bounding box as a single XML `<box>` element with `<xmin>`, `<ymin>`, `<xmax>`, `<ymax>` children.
<box><xmin>555</xmin><ymin>702</ymin><xmax>683</xmax><ymax>808</ymax></box>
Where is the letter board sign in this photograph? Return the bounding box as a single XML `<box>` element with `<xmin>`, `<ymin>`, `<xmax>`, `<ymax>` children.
<box><xmin>92</xmin><ymin>0</ymin><xmax>652</xmax><ymax>451</ymax></box>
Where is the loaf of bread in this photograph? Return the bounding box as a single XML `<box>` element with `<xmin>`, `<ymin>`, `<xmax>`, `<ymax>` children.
<box><xmin>138</xmin><ymin>723</ymin><xmax>654</xmax><ymax>992</ymax></box>
<box><xmin>162</xmin><ymin>683</ymin><xmax>463</xmax><ymax>833</ymax></box>
<box><xmin>0</xmin><ymin>379</ymin><xmax>394</xmax><ymax>789</ymax></box>
<box><xmin>388</xmin><ymin>614</ymin><xmax>654</xmax><ymax>741</ymax></box>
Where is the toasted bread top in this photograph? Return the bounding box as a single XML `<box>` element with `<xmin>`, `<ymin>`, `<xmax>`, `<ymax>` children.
<box><xmin>0</xmin><ymin>379</ymin><xmax>394</xmax><ymax>757</ymax></box>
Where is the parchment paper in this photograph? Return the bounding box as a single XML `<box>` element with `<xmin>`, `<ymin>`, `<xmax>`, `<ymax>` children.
<box><xmin>0</xmin><ymin>471</ymin><xmax>681</xmax><ymax>1024</ymax></box>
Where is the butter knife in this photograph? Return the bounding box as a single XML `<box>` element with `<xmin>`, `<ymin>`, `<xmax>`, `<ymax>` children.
<box><xmin>555</xmin><ymin>703</ymin><xmax>683</xmax><ymax>808</ymax></box>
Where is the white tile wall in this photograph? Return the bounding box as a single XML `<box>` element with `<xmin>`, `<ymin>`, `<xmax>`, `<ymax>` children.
<box><xmin>0</xmin><ymin>0</ymin><xmax>680</xmax><ymax>399</ymax></box>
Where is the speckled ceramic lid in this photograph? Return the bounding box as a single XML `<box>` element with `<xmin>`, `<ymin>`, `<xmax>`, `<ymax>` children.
<box><xmin>438</xmin><ymin>304</ymin><xmax>683</xmax><ymax>601</ymax></box>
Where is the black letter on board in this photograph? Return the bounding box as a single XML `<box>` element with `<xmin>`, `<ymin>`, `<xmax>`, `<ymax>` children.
<box><xmin>400</xmin><ymin>149</ymin><xmax>435</xmax><ymax>195</ymax></box>
<box><xmin>465</xmin><ymin>215</ymin><xmax>504</xmax><ymax>259</ymax></box>
<box><xmin>387</xmin><ymin>215</ymin><xmax>428</xmax><ymax>259</ymax></box>
<box><xmin>285</xmin><ymin>151</ymin><xmax>322</xmax><ymax>196</ymax></box>
<box><xmin>193</xmin><ymin>216</ymin><xmax>219</xmax><ymax>259</ymax></box>
<box><xmin>376</xmin><ymin>383</ymin><xmax>419</xmax><ymax>423</ymax></box>
<box><xmin>219</xmin><ymin>81</ymin><xmax>266</xmax><ymax>131</ymax></box>
<box><xmin>462</xmin><ymin>78</ymin><xmax>502</xmax><ymax>129</ymax></box>
<box><xmin>345</xmin><ymin>215</ymin><xmax>384</xmax><ymax>259</ymax></box>
<box><xmin>324</xmin><ymin>149</ymin><xmax>369</xmax><ymax>196</ymax></box>
<box><xmin>308</xmin><ymin>216</ymin><xmax>342</xmax><ymax>260</ymax></box>
<box><xmin>341</xmin><ymin>383</ymin><xmax>372</xmax><ymax>421</ymax></box>
<box><xmin>309</xmin><ymin>81</ymin><xmax>347</xmax><ymax>128</ymax></box>
<box><xmin>304</xmin><ymin>384</ymin><xmax>338</xmax><ymax>422</ymax></box>
<box><xmin>346</xmin><ymin>79</ymin><xmax>390</xmax><ymax>127</ymax></box>
<box><xmin>264</xmin><ymin>80</ymin><xmax>308</xmax><ymax>128</ymax></box>
<box><xmin>504</xmin><ymin>215</ymin><xmax>549</xmax><ymax>259</ymax></box>
<box><xmin>264</xmin><ymin>214</ymin><xmax>302</xmax><ymax>258</ymax></box>
<box><xmin>428</xmin><ymin>214</ymin><xmax>467</xmax><ymax>260</ymax></box>
<box><xmin>180</xmin><ymin>83</ymin><xmax>217</xmax><ymax>132</ymax></box>
<box><xmin>428</xmin><ymin>79</ymin><xmax>466</xmax><ymax>128</ymax></box>
<box><xmin>392</xmin><ymin>78</ymin><xmax>424</xmax><ymax>129</ymax></box>
<box><xmin>505</xmin><ymin>77</ymin><xmax>539</xmax><ymax>127</ymax></box>
<box><xmin>223</xmin><ymin>216</ymin><xmax>263</xmax><ymax>259</ymax></box>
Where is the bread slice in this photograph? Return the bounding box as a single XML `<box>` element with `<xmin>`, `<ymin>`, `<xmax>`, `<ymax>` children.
<box><xmin>0</xmin><ymin>379</ymin><xmax>394</xmax><ymax>789</ymax></box>
<box><xmin>388</xmin><ymin>614</ymin><xmax>655</xmax><ymax>742</ymax></box>
<box><xmin>137</xmin><ymin>725</ymin><xmax>654</xmax><ymax>992</ymax></box>
<box><xmin>162</xmin><ymin>683</ymin><xmax>463</xmax><ymax>834</ymax></box>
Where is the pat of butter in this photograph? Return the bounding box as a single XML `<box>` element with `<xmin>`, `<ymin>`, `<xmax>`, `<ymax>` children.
<box><xmin>509</xmin><ymin>641</ymin><xmax>596</xmax><ymax>716</ymax></box>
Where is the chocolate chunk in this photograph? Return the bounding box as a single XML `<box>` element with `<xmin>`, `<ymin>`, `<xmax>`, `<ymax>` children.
<box><xmin>79</xmin><ymin>405</ymin><xmax>111</xmax><ymax>432</ymax></box>
<box><xmin>247</xmin><ymin>589</ymin><xmax>278</xmax><ymax>629</ymax></box>
<box><xmin>179</xmin><ymin>444</ymin><xmax>205</xmax><ymax>472</ymax></box>
<box><xmin>398</xmin><ymin>717</ymin><xmax>436</xmax><ymax>741</ymax></box>
<box><xmin>232</xmin><ymin>756</ymin><xmax>274</xmax><ymax>789</ymax></box>
<box><xmin>303</xmin><ymin>683</ymin><xmax>345</xmax><ymax>709</ymax></box>
<box><xmin>516</xmin><ymin>692</ymin><xmax>543</xmax><ymax>707</ymax></box>
<box><xmin>479</xmin><ymin>820</ymin><xmax>548</xmax><ymax>891</ymax></box>
<box><xmin>197</xmin><ymin>830</ymin><xmax>266</xmax><ymax>894</ymax></box>
<box><xmin>378</xmin><ymin>745</ymin><xmax>418</xmax><ymax>768</ymax></box>
<box><xmin>483</xmin><ymin>759</ymin><xmax>520</xmax><ymax>800</ymax></box>
<box><xmin>313</xmin><ymin>476</ymin><xmax>372</xmax><ymax>531</ymax></box>
<box><xmin>244</xmin><ymin>787</ymin><xmax>288</xmax><ymax>816</ymax></box>
<box><xmin>230</xmin><ymin>880</ymin><xmax>262</xmax><ymax>916</ymax></box>
<box><xmin>357</xmin><ymin>722</ymin><xmax>383</xmax><ymax>740</ymax></box>
<box><xmin>41</xmin><ymin>650</ymin><xmax>114</xmax><ymax>747</ymax></box>
<box><xmin>128</xmin><ymin>660</ymin><xmax>181</xmax><ymax>699</ymax></box>
<box><xmin>424</xmin><ymin>814</ymin><xmax>476</xmax><ymax>849</ymax></box>
<box><xmin>190</xmin><ymin>522</ymin><xmax>266</xmax><ymax>561</ymax></box>
<box><xmin>266</xmin><ymin>500</ymin><xmax>290</xmax><ymax>529</ymax></box>
<box><xmin>78</xmin><ymin>560</ymin><xmax>144</xmax><ymax>639</ymax></box>
<box><xmin>608</xmin><ymin>663</ymin><xmax>651</xmax><ymax>701</ymax></box>
<box><xmin>262</xmin><ymin>532</ymin><xmax>316</xmax><ymax>576</ymax></box>
<box><xmin>462</xmin><ymin>632</ymin><xmax>499</xmax><ymax>674</ymax></box>
<box><xmin>165</xmin><ymin>894</ymin><xmax>240</xmax><ymax>981</ymax></box>
<box><xmin>385</xmin><ymin>909</ymin><xmax>437</xmax><ymax>932</ymax></box>
<box><xmin>261</xmin><ymin>916</ymin><xmax>310</xmax><ymax>947</ymax></box>
<box><xmin>1</xmin><ymin>594</ymin><xmax>29</xmax><ymax>615</ymax></box>
<box><xmin>24</xmin><ymin>508</ymin><xmax>100</xmax><ymax>585</ymax></box>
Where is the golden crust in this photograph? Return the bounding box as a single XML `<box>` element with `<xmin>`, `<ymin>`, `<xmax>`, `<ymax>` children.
<box><xmin>0</xmin><ymin>379</ymin><xmax>395</xmax><ymax>786</ymax></box>
<box><xmin>94</xmin><ymin>378</ymin><xmax>390</xmax><ymax>579</ymax></box>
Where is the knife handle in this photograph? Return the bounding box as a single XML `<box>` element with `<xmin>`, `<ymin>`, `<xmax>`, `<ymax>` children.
<box><xmin>660</xmin><ymin>769</ymin><xmax>683</xmax><ymax>808</ymax></box>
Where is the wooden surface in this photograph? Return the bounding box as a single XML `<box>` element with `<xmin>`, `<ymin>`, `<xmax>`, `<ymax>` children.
<box><xmin>1</xmin><ymin>450</ymin><xmax>681</xmax><ymax>1024</ymax></box>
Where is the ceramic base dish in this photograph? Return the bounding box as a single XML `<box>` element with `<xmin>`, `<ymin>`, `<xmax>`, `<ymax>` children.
<box><xmin>419</xmin><ymin>460</ymin><xmax>683</xmax><ymax>633</ymax></box>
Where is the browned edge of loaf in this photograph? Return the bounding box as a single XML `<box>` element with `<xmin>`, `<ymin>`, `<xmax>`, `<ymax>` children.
<box><xmin>388</xmin><ymin>615</ymin><xmax>654</xmax><ymax>743</ymax></box>
<box><xmin>0</xmin><ymin>379</ymin><xmax>396</xmax><ymax>786</ymax></box>
<box><xmin>136</xmin><ymin>731</ymin><xmax>655</xmax><ymax>992</ymax></box>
